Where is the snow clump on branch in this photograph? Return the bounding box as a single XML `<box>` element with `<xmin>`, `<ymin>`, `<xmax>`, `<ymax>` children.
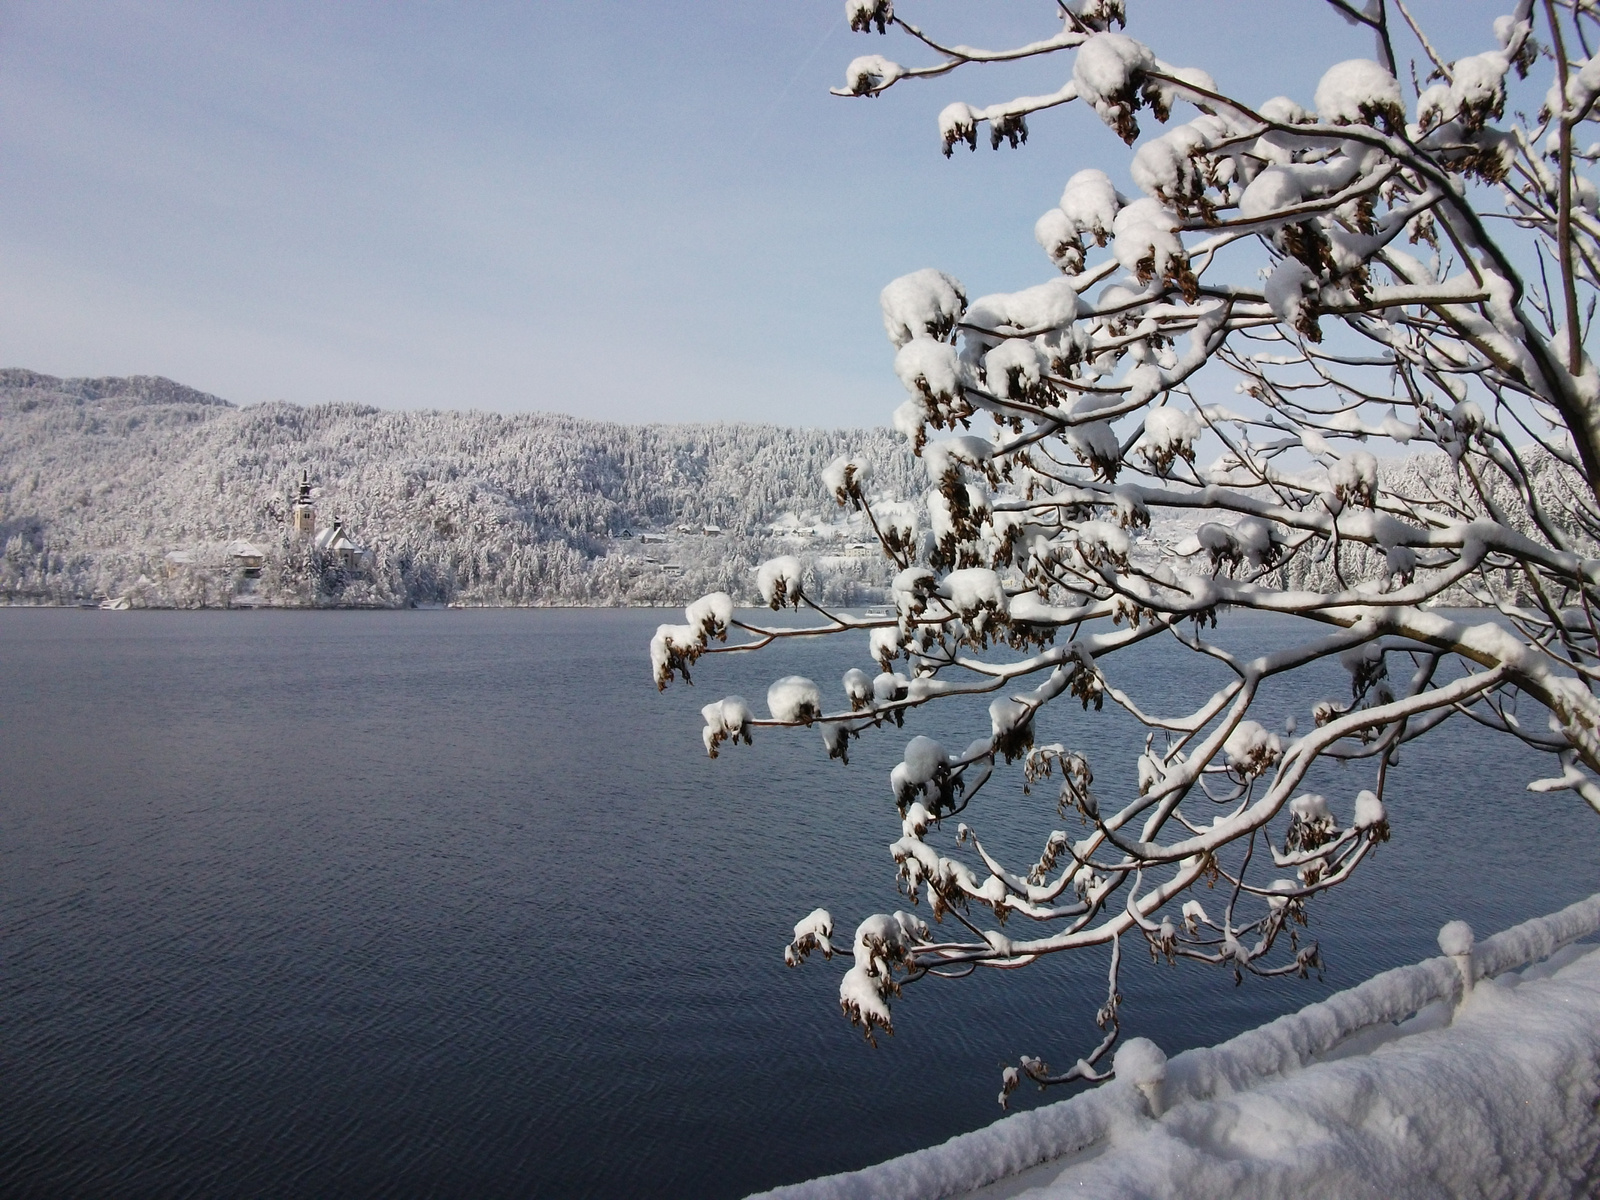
<box><xmin>785</xmin><ymin>907</ymin><xmax>834</xmax><ymax>967</ymax></box>
<box><xmin>1072</xmin><ymin>32</ymin><xmax>1157</xmax><ymax>143</ymax></box>
<box><xmin>823</xmin><ymin>454</ymin><xmax>873</xmax><ymax>508</ymax></box>
<box><xmin>881</xmin><ymin>268</ymin><xmax>967</xmax><ymax>347</ymax></box>
<box><xmin>838</xmin><ymin>911</ymin><xmax>928</xmax><ymax>1043</ymax></box>
<box><xmin>654</xmin><ymin>593</ymin><xmax>737</xmax><ymax>689</ymax></box>
<box><xmin>940</xmin><ymin>567</ymin><xmax>1008</xmax><ymax>632</ymax></box>
<box><xmin>651</xmin><ymin>624</ymin><xmax>702</xmax><ymax>690</ymax></box>
<box><xmin>1112</xmin><ymin>199</ymin><xmax>1192</xmax><ymax>297</ymax></box>
<box><xmin>1418</xmin><ymin>52</ymin><xmax>1510</xmax><ymax>133</ymax></box>
<box><xmin>1223</xmin><ymin>721</ymin><xmax>1282</xmax><ymax>779</ymax></box>
<box><xmin>701</xmin><ymin>696</ymin><xmax>753</xmax><ymax>758</ymax></box>
<box><xmin>965</xmin><ymin>278</ymin><xmax>1081</xmax><ymax>338</ymax></box>
<box><xmin>756</xmin><ymin>556</ymin><xmax>804</xmax><ymax>609</ymax></box>
<box><xmin>841</xmin><ymin>54</ymin><xmax>906</xmax><ymax>96</ymax></box>
<box><xmin>1314</xmin><ymin>59</ymin><xmax>1405</xmax><ymax>130</ymax></box>
<box><xmin>1136</xmin><ymin>405</ymin><xmax>1201</xmax><ymax>474</ymax></box>
<box><xmin>684</xmin><ymin>591</ymin><xmax>734</xmax><ymax>642</ymax></box>
<box><xmin>767</xmin><ymin>675</ymin><xmax>823</xmax><ymax>724</ymax></box>
<box><xmin>1037</xmin><ymin>170</ymin><xmax>1125</xmax><ymax>273</ymax></box>
<box><xmin>846</xmin><ymin>0</ymin><xmax>892</xmax><ymax>36</ymax></box>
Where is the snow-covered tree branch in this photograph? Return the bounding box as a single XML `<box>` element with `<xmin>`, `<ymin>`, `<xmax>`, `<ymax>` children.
<box><xmin>656</xmin><ymin>0</ymin><xmax>1600</xmax><ymax>1105</ymax></box>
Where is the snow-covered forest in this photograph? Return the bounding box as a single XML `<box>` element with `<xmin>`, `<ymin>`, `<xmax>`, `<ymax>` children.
<box><xmin>0</xmin><ymin>369</ymin><xmax>927</xmax><ymax>607</ymax></box>
<box><xmin>0</xmin><ymin>367</ymin><xmax>1573</xmax><ymax>610</ymax></box>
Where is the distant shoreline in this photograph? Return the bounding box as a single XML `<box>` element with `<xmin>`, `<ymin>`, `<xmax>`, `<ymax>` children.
<box><xmin>0</xmin><ymin>600</ymin><xmax>1495</xmax><ymax>614</ymax></box>
<box><xmin>0</xmin><ymin>600</ymin><xmax>699</xmax><ymax>611</ymax></box>
<box><xmin>1</xmin><ymin>369</ymin><xmax>912</xmax><ymax>612</ymax></box>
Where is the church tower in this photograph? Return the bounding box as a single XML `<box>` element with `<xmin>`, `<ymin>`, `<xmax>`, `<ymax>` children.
<box><xmin>290</xmin><ymin>471</ymin><xmax>316</xmax><ymax>537</ymax></box>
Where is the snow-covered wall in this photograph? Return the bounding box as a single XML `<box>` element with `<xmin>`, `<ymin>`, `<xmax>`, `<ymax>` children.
<box><xmin>755</xmin><ymin>893</ymin><xmax>1600</xmax><ymax>1200</ymax></box>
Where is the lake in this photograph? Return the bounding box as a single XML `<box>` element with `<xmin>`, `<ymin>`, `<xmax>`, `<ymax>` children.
<box><xmin>3</xmin><ymin>608</ymin><xmax>1598</xmax><ymax>1198</ymax></box>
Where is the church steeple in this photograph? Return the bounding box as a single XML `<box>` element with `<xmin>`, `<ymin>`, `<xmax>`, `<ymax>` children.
<box><xmin>290</xmin><ymin>471</ymin><xmax>316</xmax><ymax>537</ymax></box>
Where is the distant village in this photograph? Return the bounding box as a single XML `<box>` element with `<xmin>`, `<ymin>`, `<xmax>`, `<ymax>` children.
<box><xmin>619</xmin><ymin>515</ymin><xmax>879</xmax><ymax>578</ymax></box>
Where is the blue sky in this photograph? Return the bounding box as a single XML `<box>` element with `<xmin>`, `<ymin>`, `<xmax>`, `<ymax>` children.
<box><xmin>0</xmin><ymin>1</ymin><xmax>1515</xmax><ymax>426</ymax></box>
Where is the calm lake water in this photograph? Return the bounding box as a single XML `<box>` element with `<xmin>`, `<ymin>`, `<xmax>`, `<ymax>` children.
<box><xmin>3</xmin><ymin>608</ymin><xmax>1599</xmax><ymax>1198</ymax></box>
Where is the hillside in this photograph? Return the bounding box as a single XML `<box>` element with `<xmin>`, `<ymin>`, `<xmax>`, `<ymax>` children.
<box><xmin>3</xmin><ymin>369</ymin><xmax>1582</xmax><ymax>611</ymax></box>
<box><xmin>0</xmin><ymin>370</ymin><xmax>920</xmax><ymax>607</ymax></box>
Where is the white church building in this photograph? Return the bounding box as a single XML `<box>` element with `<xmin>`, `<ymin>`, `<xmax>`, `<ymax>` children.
<box><xmin>292</xmin><ymin>472</ymin><xmax>373</xmax><ymax>568</ymax></box>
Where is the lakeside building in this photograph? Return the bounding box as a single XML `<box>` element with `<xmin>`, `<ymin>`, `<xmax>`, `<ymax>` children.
<box><xmin>314</xmin><ymin>519</ymin><xmax>373</xmax><ymax>569</ymax></box>
<box><xmin>164</xmin><ymin>544</ymin><xmax>261</xmax><ymax>579</ymax></box>
<box><xmin>292</xmin><ymin>471</ymin><xmax>374</xmax><ymax>570</ymax></box>
<box><xmin>227</xmin><ymin>540</ymin><xmax>265</xmax><ymax>577</ymax></box>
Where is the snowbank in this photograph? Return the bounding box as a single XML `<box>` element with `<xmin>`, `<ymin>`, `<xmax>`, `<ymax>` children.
<box><xmin>753</xmin><ymin>893</ymin><xmax>1600</xmax><ymax>1200</ymax></box>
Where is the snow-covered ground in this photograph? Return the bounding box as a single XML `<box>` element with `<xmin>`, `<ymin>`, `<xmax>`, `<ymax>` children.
<box><xmin>758</xmin><ymin>895</ymin><xmax>1600</xmax><ymax>1200</ymax></box>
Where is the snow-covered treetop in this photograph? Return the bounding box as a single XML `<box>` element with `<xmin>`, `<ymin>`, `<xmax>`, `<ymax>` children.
<box><xmin>657</xmin><ymin>0</ymin><xmax>1600</xmax><ymax>1105</ymax></box>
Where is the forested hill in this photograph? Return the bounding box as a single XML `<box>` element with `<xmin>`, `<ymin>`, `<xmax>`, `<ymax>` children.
<box><xmin>0</xmin><ymin>369</ymin><xmax>919</xmax><ymax>607</ymax></box>
<box><xmin>4</xmin><ymin>369</ymin><xmax>1568</xmax><ymax>611</ymax></box>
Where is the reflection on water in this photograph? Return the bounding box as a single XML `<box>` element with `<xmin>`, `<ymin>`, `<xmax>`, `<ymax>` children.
<box><xmin>1</xmin><ymin>608</ymin><xmax>1595</xmax><ymax>1198</ymax></box>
